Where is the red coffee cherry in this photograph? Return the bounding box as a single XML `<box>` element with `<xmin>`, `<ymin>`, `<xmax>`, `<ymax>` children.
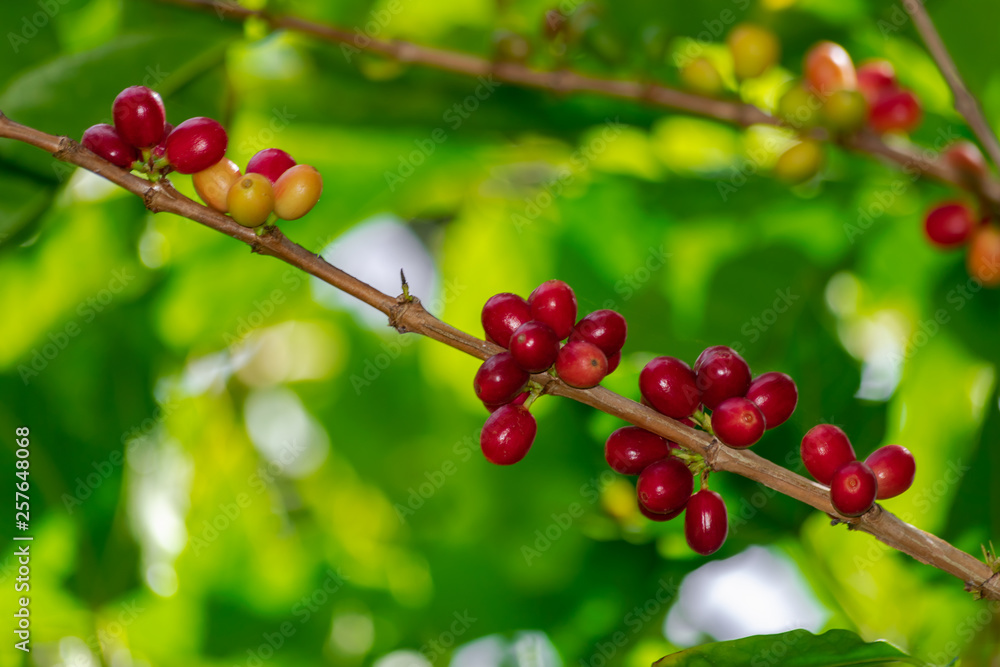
<box><xmin>227</xmin><ymin>173</ymin><xmax>274</xmax><ymax>228</ymax></box>
<box><xmin>856</xmin><ymin>60</ymin><xmax>897</xmax><ymax>105</ymax></box>
<box><xmin>711</xmin><ymin>397</ymin><xmax>766</xmax><ymax>448</ymax></box>
<box><xmin>528</xmin><ymin>280</ymin><xmax>578</xmax><ymax>340</ymax></box>
<box><xmin>869</xmin><ymin>90</ymin><xmax>922</xmax><ymax>134</ymax></box>
<box><xmin>694</xmin><ymin>345</ymin><xmax>751</xmax><ymax>410</ymax></box>
<box><xmin>246</xmin><ymin>148</ymin><xmax>296</xmax><ymax>184</ymax></box>
<box><xmin>639</xmin><ymin>500</ymin><xmax>683</xmax><ymax>522</ymax></box>
<box><xmin>482</xmin><ymin>293</ymin><xmax>532</xmax><ymax>348</ymax></box>
<box><xmin>605</xmin><ymin>426</ymin><xmax>676</xmax><ymax>475</ymax></box>
<box><xmin>606</xmin><ymin>350</ymin><xmax>621</xmax><ymax>374</ymax></box>
<box><xmin>639</xmin><ymin>356</ymin><xmax>701</xmax><ymax>419</ymax></box>
<box><xmin>481</xmin><ymin>404</ymin><xmax>537</xmax><ymax>465</ymax></box>
<box><xmin>112</xmin><ymin>85</ymin><xmax>166</xmax><ymax>148</ymax></box>
<box><xmin>485</xmin><ymin>391</ymin><xmax>528</xmax><ymax>414</ymax></box>
<box><xmin>746</xmin><ymin>372</ymin><xmax>798</xmax><ymax>429</ymax></box>
<box><xmin>830</xmin><ymin>461</ymin><xmax>878</xmax><ymax>517</ymax></box>
<box><xmin>637</xmin><ymin>457</ymin><xmax>693</xmax><ymax>515</ymax></box>
<box><xmin>165</xmin><ymin>117</ymin><xmax>228</xmax><ymax>174</ymax></box>
<box><xmin>684</xmin><ymin>489</ymin><xmax>728</xmax><ymax>555</ymax></box>
<box><xmin>967</xmin><ymin>225</ymin><xmax>1000</xmax><ymax>287</ymax></box>
<box><xmin>274</xmin><ymin>164</ymin><xmax>323</xmax><ymax>220</ymax></box>
<box><xmin>804</xmin><ymin>41</ymin><xmax>857</xmax><ymax>95</ymax></box>
<box><xmin>943</xmin><ymin>141</ymin><xmax>988</xmax><ymax>179</ymax></box>
<box><xmin>924</xmin><ymin>202</ymin><xmax>975</xmax><ymax>248</ymax></box>
<box><xmin>865</xmin><ymin>444</ymin><xmax>916</xmax><ymax>500</ymax></box>
<box><xmin>150</xmin><ymin>122</ymin><xmax>174</xmax><ymax>163</ymax></box>
<box><xmin>81</xmin><ymin>124</ymin><xmax>139</xmax><ymax>169</ymax></box>
<box><xmin>193</xmin><ymin>157</ymin><xmax>241</xmax><ymax>213</ymax></box>
<box><xmin>474</xmin><ymin>352</ymin><xmax>530</xmax><ymax>405</ymax></box>
<box><xmin>569</xmin><ymin>309</ymin><xmax>627</xmax><ymax>357</ymax></box>
<box><xmin>801</xmin><ymin>424</ymin><xmax>856</xmax><ymax>485</ymax></box>
<box><xmin>555</xmin><ymin>340</ymin><xmax>608</xmax><ymax>389</ymax></box>
<box><xmin>509</xmin><ymin>321</ymin><xmax>560</xmax><ymax>373</ymax></box>
<box><xmin>726</xmin><ymin>23</ymin><xmax>780</xmax><ymax>80</ymax></box>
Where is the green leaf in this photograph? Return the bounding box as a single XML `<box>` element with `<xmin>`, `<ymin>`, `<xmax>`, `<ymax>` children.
<box><xmin>653</xmin><ymin>630</ymin><xmax>927</xmax><ymax>667</ymax></box>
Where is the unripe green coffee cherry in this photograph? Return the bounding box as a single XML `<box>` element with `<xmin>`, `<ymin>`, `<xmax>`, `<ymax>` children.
<box><xmin>228</xmin><ymin>173</ymin><xmax>274</xmax><ymax>227</ymax></box>
<box><xmin>774</xmin><ymin>141</ymin><xmax>823</xmax><ymax>185</ymax></box>
<box><xmin>680</xmin><ymin>58</ymin><xmax>724</xmax><ymax>96</ymax></box>
<box><xmin>777</xmin><ymin>83</ymin><xmax>821</xmax><ymax>130</ymax></box>
<box><xmin>822</xmin><ymin>90</ymin><xmax>868</xmax><ymax>133</ymax></box>
<box><xmin>727</xmin><ymin>24</ymin><xmax>780</xmax><ymax>80</ymax></box>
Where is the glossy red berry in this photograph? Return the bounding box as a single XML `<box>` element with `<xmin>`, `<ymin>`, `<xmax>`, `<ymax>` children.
<box><xmin>967</xmin><ymin>225</ymin><xmax>1000</xmax><ymax>287</ymax></box>
<box><xmin>924</xmin><ymin>203</ymin><xmax>975</xmax><ymax>248</ymax></box>
<box><xmin>164</xmin><ymin>117</ymin><xmax>228</xmax><ymax>174</ymax></box>
<box><xmin>150</xmin><ymin>122</ymin><xmax>174</xmax><ymax>163</ymax></box>
<box><xmin>81</xmin><ymin>124</ymin><xmax>139</xmax><ymax>169</ymax></box>
<box><xmin>481</xmin><ymin>404</ymin><xmax>537</xmax><ymax>465</ymax></box>
<box><xmin>746</xmin><ymin>372</ymin><xmax>798</xmax><ymax>429</ymax></box>
<box><xmin>685</xmin><ymin>489</ymin><xmax>728</xmax><ymax>555</ymax></box>
<box><xmin>856</xmin><ymin>60</ymin><xmax>897</xmax><ymax>105</ymax></box>
<box><xmin>606</xmin><ymin>350</ymin><xmax>621</xmax><ymax>374</ymax></box>
<box><xmin>485</xmin><ymin>391</ymin><xmax>528</xmax><ymax>414</ymax></box>
<box><xmin>865</xmin><ymin>445</ymin><xmax>916</xmax><ymax>500</ymax></box>
<box><xmin>869</xmin><ymin>90</ymin><xmax>922</xmax><ymax>134</ymax></box>
<box><xmin>694</xmin><ymin>345</ymin><xmax>752</xmax><ymax>409</ymax></box>
<box><xmin>112</xmin><ymin>85</ymin><xmax>166</xmax><ymax>149</ymax></box>
<box><xmin>509</xmin><ymin>321</ymin><xmax>560</xmax><ymax>373</ymax></box>
<box><xmin>639</xmin><ymin>357</ymin><xmax>701</xmax><ymax>419</ymax></box>
<box><xmin>711</xmin><ymin>397</ymin><xmax>766</xmax><ymax>448</ymax></box>
<box><xmin>830</xmin><ymin>461</ymin><xmax>878</xmax><ymax>516</ymax></box>
<box><xmin>801</xmin><ymin>424</ymin><xmax>856</xmax><ymax>486</ymax></box>
<box><xmin>555</xmin><ymin>340</ymin><xmax>607</xmax><ymax>389</ymax></box>
<box><xmin>804</xmin><ymin>41</ymin><xmax>857</xmax><ymax>95</ymax></box>
<box><xmin>528</xmin><ymin>280</ymin><xmax>577</xmax><ymax>340</ymax></box>
<box><xmin>569</xmin><ymin>309</ymin><xmax>627</xmax><ymax>357</ymax></box>
<box><xmin>482</xmin><ymin>293</ymin><xmax>532</xmax><ymax>348</ymax></box>
<box><xmin>605</xmin><ymin>426</ymin><xmax>676</xmax><ymax>475</ymax></box>
<box><xmin>246</xmin><ymin>148</ymin><xmax>296</xmax><ymax>184</ymax></box>
<box><xmin>639</xmin><ymin>500</ymin><xmax>683</xmax><ymax>522</ymax></box>
<box><xmin>944</xmin><ymin>141</ymin><xmax>988</xmax><ymax>179</ymax></box>
<box><xmin>637</xmin><ymin>457</ymin><xmax>693</xmax><ymax>515</ymax></box>
<box><xmin>474</xmin><ymin>352</ymin><xmax>530</xmax><ymax>405</ymax></box>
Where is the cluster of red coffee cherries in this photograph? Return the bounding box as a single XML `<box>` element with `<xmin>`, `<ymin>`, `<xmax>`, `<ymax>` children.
<box><xmin>801</xmin><ymin>425</ymin><xmax>916</xmax><ymax>517</ymax></box>
<box><xmin>475</xmin><ymin>280</ymin><xmax>627</xmax><ymax>465</ymax></box>
<box><xmin>81</xmin><ymin>86</ymin><xmax>322</xmax><ymax>228</ymax></box>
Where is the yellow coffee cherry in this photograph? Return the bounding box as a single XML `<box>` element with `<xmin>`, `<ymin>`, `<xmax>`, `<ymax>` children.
<box><xmin>680</xmin><ymin>57</ymin><xmax>724</xmax><ymax>96</ymax></box>
<box><xmin>777</xmin><ymin>83</ymin><xmax>821</xmax><ymax>130</ymax></box>
<box><xmin>193</xmin><ymin>157</ymin><xmax>241</xmax><ymax>213</ymax></box>
<box><xmin>274</xmin><ymin>165</ymin><xmax>323</xmax><ymax>220</ymax></box>
<box><xmin>774</xmin><ymin>141</ymin><xmax>823</xmax><ymax>185</ymax></box>
<box><xmin>822</xmin><ymin>90</ymin><xmax>867</xmax><ymax>134</ymax></box>
<box><xmin>727</xmin><ymin>24</ymin><xmax>780</xmax><ymax>80</ymax></box>
<box><xmin>227</xmin><ymin>173</ymin><xmax>274</xmax><ymax>228</ymax></box>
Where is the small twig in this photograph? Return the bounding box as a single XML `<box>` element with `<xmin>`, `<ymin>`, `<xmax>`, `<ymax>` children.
<box><xmin>903</xmin><ymin>0</ymin><xmax>1000</xmax><ymax>170</ymax></box>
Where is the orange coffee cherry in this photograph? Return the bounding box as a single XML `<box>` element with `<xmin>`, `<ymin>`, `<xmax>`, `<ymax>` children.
<box><xmin>227</xmin><ymin>173</ymin><xmax>274</xmax><ymax>228</ymax></box>
<box><xmin>193</xmin><ymin>157</ymin><xmax>241</xmax><ymax>213</ymax></box>
<box><xmin>274</xmin><ymin>164</ymin><xmax>323</xmax><ymax>220</ymax></box>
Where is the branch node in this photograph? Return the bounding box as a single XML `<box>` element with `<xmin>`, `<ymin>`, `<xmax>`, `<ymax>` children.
<box><xmin>388</xmin><ymin>294</ymin><xmax>421</xmax><ymax>333</ymax></box>
<box><xmin>53</xmin><ymin>135</ymin><xmax>79</xmax><ymax>161</ymax></box>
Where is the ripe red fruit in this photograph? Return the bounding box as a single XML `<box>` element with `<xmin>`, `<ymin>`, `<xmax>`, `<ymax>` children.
<box><xmin>81</xmin><ymin>124</ymin><xmax>139</xmax><ymax>169</ymax></box>
<box><xmin>151</xmin><ymin>122</ymin><xmax>174</xmax><ymax>163</ymax></box>
<box><xmin>555</xmin><ymin>340</ymin><xmax>608</xmax><ymax>389</ymax></box>
<box><xmin>830</xmin><ymin>461</ymin><xmax>878</xmax><ymax>516</ymax></box>
<box><xmin>528</xmin><ymin>280</ymin><xmax>578</xmax><ymax>340</ymax></box>
<box><xmin>746</xmin><ymin>372</ymin><xmax>798</xmax><ymax>429</ymax></box>
<box><xmin>474</xmin><ymin>352</ymin><xmax>530</xmax><ymax>405</ymax></box>
<box><xmin>480</xmin><ymin>404</ymin><xmax>537</xmax><ymax>465</ymax></box>
<box><xmin>801</xmin><ymin>424</ymin><xmax>856</xmax><ymax>485</ymax></box>
<box><xmin>637</xmin><ymin>457</ymin><xmax>693</xmax><ymax>515</ymax></box>
<box><xmin>967</xmin><ymin>225</ymin><xmax>1000</xmax><ymax>287</ymax></box>
<box><xmin>639</xmin><ymin>501</ymin><xmax>683</xmax><ymax>522</ymax></box>
<box><xmin>804</xmin><ymin>41</ymin><xmax>857</xmax><ymax>95</ymax></box>
<box><xmin>482</xmin><ymin>293</ymin><xmax>531</xmax><ymax>348</ymax></box>
<box><xmin>944</xmin><ymin>141</ymin><xmax>988</xmax><ymax>179</ymax></box>
<box><xmin>694</xmin><ymin>345</ymin><xmax>752</xmax><ymax>409</ymax></box>
<box><xmin>112</xmin><ymin>85</ymin><xmax>166</xmax><ymax>149</ymax></box>
<box><xmin>711</xmin><ymin>397</ymin><xmax>766</xmax><ymax>448</ymax></box>
<box><xmin>865</xmin><ymin>445</ymin><xmax>916</xmax><ymax>500</ymax></box>
<box><xmin>246</xmin><ymin>148</ymin><xmax>296</xmax><ymax>184</ymax></box>
<box><xmin>869</xmin><ymin>90</ymin><xmax>922</xmax><ymax>134</ymax></box>
<box><xmin>164</xmin><ymin>117</ymin><xmax>228</xmax><ymax>174</ymax></box>
<box><xmin>606</xmin><ymin>350</ymin><xmax>621</xmax><ymax>374</ymax></box>
<box><xmin>924</xmin><ymin>203</ymin><xmax>975</xmax><ymax>248</ymax></box>
<box><xmin>684</xmin><ymin>489</ymin><xmax>728</xmax><ymax>555</ymax></box>
<box><xmin>569</xmin><ymin>309</ymin><xmax>627</xmax><ymax>357</ymax></box>
<box><xmin>639</xmin><ymin>357</ymin><xmax>701</xmax><ymax>419</ymax></box>
<box><xmin>856</xmin><ymin>60</ymin><xmax>897</xmax><ymax>104</ymax></box>
<box><xmin>485</xmin><ymin>391</ymin><xmax>528</xmax><ymax>413</ymax></box>
<box><xmin>605</xmin><ymin>426</ymin><xmax>676</xmax><ymax>475</ymax></box>
<box><xmin>509</xmin><ymin>321</ymin><xmax>560</xmax><ymax>373</ymax></box>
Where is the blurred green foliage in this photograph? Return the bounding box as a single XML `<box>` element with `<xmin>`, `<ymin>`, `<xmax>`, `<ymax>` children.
<box><xmin>2</xmin><ymin>0</ymin><xmax>1000</xmax><ymax>665</ymax></box>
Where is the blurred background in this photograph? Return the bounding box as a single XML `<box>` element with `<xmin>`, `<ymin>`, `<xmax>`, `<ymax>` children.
<box><xmin>2</xmin><ymin>0</ymin><xmax>999</xmax><ymax>665</ymax></box>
